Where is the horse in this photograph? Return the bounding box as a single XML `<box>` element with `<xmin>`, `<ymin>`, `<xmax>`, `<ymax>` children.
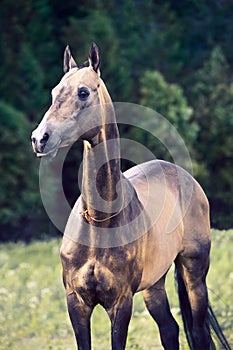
<box><xmin>31</xmin><ymin>43</ymin><xmax>231</xmax><ymax>350</ymax></box>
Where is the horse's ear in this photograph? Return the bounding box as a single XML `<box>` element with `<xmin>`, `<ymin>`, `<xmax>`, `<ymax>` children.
<box><xmin>63</xmin><ymin>45</ymin><xmax>78</xmax><ymax>73</ymax></box>
<box><xmin>89</xmin><ymin>43</ymin><xmax>100</xmax><ymax>75</ymax></box>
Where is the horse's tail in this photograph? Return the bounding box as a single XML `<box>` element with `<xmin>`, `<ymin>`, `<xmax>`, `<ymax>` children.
<box><xmin>175</xmin><ymin>268</ymin><xmax>231</xmax><ymax>350</ymax></box>
<box><xmin>175</xmin><ymin>268</ymin><xmax>194</xmax><ymax>349</ymax></box>
<box><xmin>207</xmin><ymin>304</ymin><xmax>232</xmax><ymax>350</ymax></box>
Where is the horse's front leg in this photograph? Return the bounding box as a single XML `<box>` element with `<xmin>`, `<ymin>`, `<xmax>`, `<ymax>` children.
<box><xmin>66</xmin><ymin>292</ymin><xmax>93</xmax><ymax>350</ymax></box>
<box><xmin>107</xmin><ymin>293</ymin><xmax>133</xmax><ymax>350</ymax></box>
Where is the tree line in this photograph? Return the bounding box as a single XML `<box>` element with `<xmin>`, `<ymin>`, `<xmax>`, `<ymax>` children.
<box><xmin>0</xmin><ymin>0</ymin><xmax>232</xmax><ymax>241</ymax></box>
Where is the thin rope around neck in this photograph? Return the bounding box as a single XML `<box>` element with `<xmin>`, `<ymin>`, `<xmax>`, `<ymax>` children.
<box><xmin>80</xmin><ymin>209</ymin><xmax>119</xmax><ymax>224</ymax></box>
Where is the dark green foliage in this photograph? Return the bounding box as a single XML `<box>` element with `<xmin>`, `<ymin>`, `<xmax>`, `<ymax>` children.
<box><xmin>191</xmin><ymin>47</ymin><xmax>233</xmax><ymax>228</ymax></box>
<box><xmin>0</xmin><ymin>102</ymin><xmax>45</xmax><ymax>241</ymax></box>
<box><xmin>140</xmin><ymin>70</ymin><xmax>197</xmax><ymax>145</ymax></box>
<box><xmin>0</xmin><ymin>0</ymin><xmax>232</xmax><ymax>240</ymax></box>
<box><xmin>0</xmin><ymin>0</ymin><xmax>58</xmax><ymax>117</ymax></box>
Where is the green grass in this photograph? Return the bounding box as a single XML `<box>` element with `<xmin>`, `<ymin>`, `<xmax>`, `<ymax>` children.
<box><xmin>0</xmin><ymin>230</ymin><xmax>232</xmax><ymax>350</ymax></box>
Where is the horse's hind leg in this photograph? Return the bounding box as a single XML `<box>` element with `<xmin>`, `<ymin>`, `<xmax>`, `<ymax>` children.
<box><xmin>175</xmin><ymin>243</ymin><xmax>211</xmax><ymax>350</ymax></box>
<box><xmin>143</xmin><ymin>275</ymin><xmax>179</xmax><ymax>350</ymax></box>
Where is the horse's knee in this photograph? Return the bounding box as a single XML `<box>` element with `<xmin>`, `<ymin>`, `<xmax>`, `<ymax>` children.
<box><xmin>176</xmin><ymin>254</ymin><xmax>209</xmax><ymax>306</ymax></box>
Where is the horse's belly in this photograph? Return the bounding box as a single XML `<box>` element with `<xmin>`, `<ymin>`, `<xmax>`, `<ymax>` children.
<box><xmin>137</xmin><ymin>228</ymin><xmax>181</xmax><ymax>291</ymax></box>
<box><xmin>125</xmin><ymin>162</ymin><xmax>184</xmax><ymax>290</ymax></box>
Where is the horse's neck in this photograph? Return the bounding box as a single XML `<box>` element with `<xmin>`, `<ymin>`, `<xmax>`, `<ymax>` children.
<box><xmin>81</xmin><ymin>87</ymin><xmax>124</xmax><ymax>219</ymax></box>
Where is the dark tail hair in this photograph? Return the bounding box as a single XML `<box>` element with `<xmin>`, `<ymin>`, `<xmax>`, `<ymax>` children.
<box><xmin>208</xmin><ymin>304</ymin><xmax>232</xmax><ymax>350</ymax></box>
<box><xmin>175</xmin><ymin>268</ymin><xmax>231</xmax><ymax>350</ymax></box>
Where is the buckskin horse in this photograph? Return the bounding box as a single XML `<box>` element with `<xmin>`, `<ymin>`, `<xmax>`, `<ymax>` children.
<box><xmin>31</xmin><ymin>43</ymin><xmax>231</xmax><ymax>350</ymax></box>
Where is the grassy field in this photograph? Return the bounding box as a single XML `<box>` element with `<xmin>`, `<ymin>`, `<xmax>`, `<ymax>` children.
<box><xmin>0</xmin><ymin>230</ymin><xmax>232</xmax><ymax>350</ymax></box>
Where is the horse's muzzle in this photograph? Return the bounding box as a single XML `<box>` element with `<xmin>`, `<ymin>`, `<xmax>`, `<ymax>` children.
<box><xmin>31</xmin><ymin>131</ymin><xmax>50</xmax><ymax>153</ymax></box>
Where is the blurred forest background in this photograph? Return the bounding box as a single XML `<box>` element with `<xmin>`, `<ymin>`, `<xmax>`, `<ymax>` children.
<box><xmin>0</xmin><ymin>0</ymin><xmax>233</xmax><ymax>241</ymax></box>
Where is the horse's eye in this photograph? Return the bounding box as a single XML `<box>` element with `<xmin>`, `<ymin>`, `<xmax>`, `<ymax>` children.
<box><xmin>78</xmin><ymin>87</ymin><xmax>90</xmax><ymax>101</ymax></box>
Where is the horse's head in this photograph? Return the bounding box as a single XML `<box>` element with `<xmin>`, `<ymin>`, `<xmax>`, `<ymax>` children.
<box><xmin>31</xmin><ymin>43</ymin><xmax>104</xmax><ymax>157</ymax></box>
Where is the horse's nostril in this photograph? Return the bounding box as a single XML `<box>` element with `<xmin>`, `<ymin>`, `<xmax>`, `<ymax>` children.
<box><xmin>31</xmin><ymin>137</ymin><xmax>36</xmax><ymax>144</ymax></box>
<box><xmin>40</xmin><ymin>132</ymin><xmax>50</xmax><ymax>144</ymax></box>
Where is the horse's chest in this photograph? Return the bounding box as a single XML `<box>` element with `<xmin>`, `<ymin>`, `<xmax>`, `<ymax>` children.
<box><xmin>71</xmin><ymin>260</ymin><xmax>122</xmax><ymax>307</ymax></box>
<box><xmin>61</xmin><ymin>240</ymin><xmax>144</xmax><ymax>307</ymax></box>
<box><xmin>74</xmin><ymin>260</ymin><xmax>115</xmax><ymax>291</ymax></box>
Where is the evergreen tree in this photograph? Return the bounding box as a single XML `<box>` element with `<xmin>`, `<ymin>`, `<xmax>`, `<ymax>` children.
<box><xmin>136</xmin><ymin>70</ymin><xmax>197</xmax><ymax>169</ymax></box>
<box><xmin>0</xmin><ymin>102</ymin><xmax>44</xmax><ymax>241</ymax></box>
<box><xmin>0</xmin><ymin>0</ymin><xmax>57</xmax><ymax>117</ymax></box>
<box><xmin>62</xmin><ymin>5</ymin><xmax>131</xmax><ymax>101</ymax></box>
<box><xmin>140</xmin><ymin>70</ymin><xmax>196</xmax><ymax>144</ymax></box>
<box><xmin>191</xmin><ymin>47</ymin><xmax>233</xmax><ymax>228</ymax></box>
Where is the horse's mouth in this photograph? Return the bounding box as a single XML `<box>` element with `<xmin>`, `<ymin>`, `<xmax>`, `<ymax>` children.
<box><xmin>36</xmin><ymin>148</ymin><xmax>59</xmax><ymax>158</ymax></box>
<box><xmin>33</xmin><ymin>139</ymin><xmax>61</xmax><ymax>158</ymax></box>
